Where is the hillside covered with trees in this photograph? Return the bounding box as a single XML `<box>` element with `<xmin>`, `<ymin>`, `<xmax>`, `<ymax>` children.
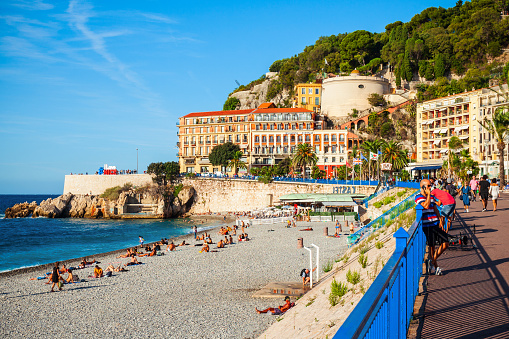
<box><xmin>231</xmin><ymin>0</ymin><xmax>509</xmax><ymax>103</ymax></box>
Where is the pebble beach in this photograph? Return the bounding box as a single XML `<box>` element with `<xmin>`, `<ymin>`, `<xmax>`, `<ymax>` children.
<box><xmin>0</xmin><ymin>220</ymin><xmax>348</xmax><ymax>338</ymax></box>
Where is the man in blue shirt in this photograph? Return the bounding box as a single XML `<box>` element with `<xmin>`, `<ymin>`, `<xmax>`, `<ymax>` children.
<box><xmin>415</xmin><ymin>179</ymin><xmax>449</xmax><ymax>275</ymax></box>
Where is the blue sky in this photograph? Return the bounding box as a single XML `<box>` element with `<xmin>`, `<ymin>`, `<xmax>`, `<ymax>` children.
<box><xmin>0</xmin><ymin>0</ymin><xmax>458</xmax><ymax>194</ymax></box>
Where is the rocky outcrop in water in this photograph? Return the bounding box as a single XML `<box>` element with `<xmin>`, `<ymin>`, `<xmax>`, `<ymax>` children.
<box><xmin>4</xmin><ymin>185</ymin><xmax>196</xmax><ymax>219</ymax></box>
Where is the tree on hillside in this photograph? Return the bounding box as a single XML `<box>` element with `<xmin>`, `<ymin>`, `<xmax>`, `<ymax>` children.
<box><xmin>147</xmin><ymin>161</ymin><xmax>180</xmax><ymax>186</ymax></box>
<box><xmin>223</xmin><ymin>97</ymin><xmax>240</xmax><ymax>111</ymax></box>
<box><xmin>381</xmin><ymin>141</ymin><xmax>409</xmax><ymax>171</ymax></box>
<box><xmin>291</xmin><ymin>143</ymin><xmax>318</xmax><ymax>179</ymax></box>
<box><xmin>209</xmin><ymin>142</ymin><xmax>241</xmax><ymax>169</ymax></box>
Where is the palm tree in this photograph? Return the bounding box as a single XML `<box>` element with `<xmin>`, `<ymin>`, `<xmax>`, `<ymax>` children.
<box><xmin>292</xmin><ymin>143</ymin><xmax>318</xmax><ymax>179</ymax></box>
<box><xmin>447</xmin><ymin>136</ymin><xmax>463</xmax><ymax>179</ymax></box>
<box><xmin>227</xmin><ymin>151</ymin><xmax>247</xmax><ymax>175</ymax></box>
<box><xmin>478</xmin><ymin>108</ymin><xmax>509</xmax><ymax>187</ymax></box>
<box><xmin>381</xmin><ymin>141</ymin><xmax>409</xmax><ymax>171</ymax></box>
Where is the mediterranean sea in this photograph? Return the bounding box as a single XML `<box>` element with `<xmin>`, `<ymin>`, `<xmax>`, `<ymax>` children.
<box><xmin>0</xmin><ymin>194</ymin><xmax>222</xmax><ymax>272</ymax></box>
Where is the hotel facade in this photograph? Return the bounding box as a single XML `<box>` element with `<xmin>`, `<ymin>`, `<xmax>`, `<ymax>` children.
<box><xmin>416</xmin><ymin>85</ymin><xmax>509</xmax><ymax>177</ymax></box>
<box><xmin>177</xmin><ymin>103</ymin><xmax>360</xmax><ymax>175</ymax></box>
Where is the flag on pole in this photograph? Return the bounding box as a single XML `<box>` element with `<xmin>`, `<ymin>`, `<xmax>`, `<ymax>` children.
<box><xmin>370</xmin><ymin>152</ymin><xmax>378</xmax><ymax>160</ymax></box>
<box><xmin>324</xmin><ymin>58</ymin><xmax>328</xmax><ymax>65</ymax></box>
<box><xmin>360</xmin><ymin>153</ymin><xmax>368</xmax><ymax>161</ymax></box>
<box><xmin>346</xmin><ymin>161</ymin><xmax>352</xmax><ymax>168</ymax></box>
<box><xmin>353</xmin><ymin>158</ymin><xmax>362</xmax><ymax>165</ymax></box>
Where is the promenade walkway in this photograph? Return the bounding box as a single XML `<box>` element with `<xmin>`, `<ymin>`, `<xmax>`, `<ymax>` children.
<box><xmin>412</xmin><ymin>193</ymin><xmax>509</xmax><ymax>338</ymax></box>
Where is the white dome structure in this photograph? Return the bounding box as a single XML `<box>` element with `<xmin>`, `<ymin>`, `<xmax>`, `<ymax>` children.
<box><xmin>321</xmin><ymin>71</ymin><xmax>390</xmax><ymax>118</ymax></box>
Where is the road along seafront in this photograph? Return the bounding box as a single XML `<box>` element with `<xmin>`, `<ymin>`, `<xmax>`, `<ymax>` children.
<box><xmin>0</xmin><ymin>220</ymin><xmax>347</xmax><ymax>338</ymax></box>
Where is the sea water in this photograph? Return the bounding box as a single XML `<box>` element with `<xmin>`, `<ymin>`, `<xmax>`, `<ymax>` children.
<box><xmin>0</xmin><ymin>195</ymin><xmax>222</xmax><ymax>272</ymax></box>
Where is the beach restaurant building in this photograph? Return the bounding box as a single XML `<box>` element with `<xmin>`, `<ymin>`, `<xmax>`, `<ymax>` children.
<box><xmin>278</xmin><ymin>193</ymin><xmax>362</xmax><ymax>215</ymax></box>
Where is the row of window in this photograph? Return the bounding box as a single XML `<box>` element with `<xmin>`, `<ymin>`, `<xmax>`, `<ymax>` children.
<box><xmin>253</xmin><ymin>113</ymin><xmax>312</xmax><ymax>122</ymax></box>
<box><xmin>184</xmin><ymin>125</ymin><xmax>248</xmax><ymax>134</ymax></box>
<box><xmin>185</xmin><ymin>116</ymin><xmax>246</xmax><ymax>125</ymax></box>
<box><xmin>253</xmin><ymin>134</ymin><xmax>346</xmax><ymax>143</ymax></box>
<box><xmin>300</xmin><ymin>88</ymin><xmax>320</xmax><ymax>95</ymax></box>
<box><xmin>302</xmin><ymin>97</ymin><xmax>320</xmax><ymax>105</ymax></box>
<box><xmin>255</xmin><ymin>123</ymin><xmax>312</xmax><ymax>131</ymax></box>
<box><xmin>185</xmin><ymin>134</ymin><xmax>249</xmax><ymax>143</ymax></box>
<box><xmin>252</xmin><ymin>145</ymin><xmax>345</xmax><ymax>154</ymax></box>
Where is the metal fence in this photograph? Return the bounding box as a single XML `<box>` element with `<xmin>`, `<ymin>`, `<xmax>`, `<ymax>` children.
<box><xmin>334</xmin><ymin>204</ymin><xmax>426</xmax><ymax>338</ymax></box>
<box><xmin>237</xmin><ymin>216</ymin><xmax>293</xmax><ymax>225</ymax></box>
<box><xmin>348</xmin><ymin>191</ymin><xmax>419</xmax><ymax>247</ymax></box>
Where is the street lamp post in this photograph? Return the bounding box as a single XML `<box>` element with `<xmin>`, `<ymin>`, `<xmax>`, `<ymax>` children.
<box><xmin>136</xmin><ymin>148</ymin><xmax>138</xmax><ymax>174</ymax></box>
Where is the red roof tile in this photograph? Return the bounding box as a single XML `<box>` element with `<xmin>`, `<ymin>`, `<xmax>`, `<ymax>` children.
<box><xmin>257</xmin><ymin>102</ymin><xmax>276</xmax><ymax>109</ymax></box>
<box><xmin>182</xmin><ymin>109</ymin><xmax>254</xmax><ymax>118</ymax></box>
<box><xmin>253</xmin><ymin>107</ymin><xmax>313</xmax><ymax>113</ymax></box>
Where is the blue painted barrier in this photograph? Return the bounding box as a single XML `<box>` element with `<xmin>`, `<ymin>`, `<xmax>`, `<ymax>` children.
<box><xmin>348</xmin><ymin>191</ymin><xmax>419</xmax><ymax>247</ymax></box>
<box><xmin>334</xmin><ymin>204</ymin><xmax>425</xmax><ymax>338</ymax></box>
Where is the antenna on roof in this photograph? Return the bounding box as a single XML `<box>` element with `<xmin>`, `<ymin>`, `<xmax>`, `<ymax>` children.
<box><xmin>235</xmin><ymin>80</ymin><xmax>241</xmax><ymax>87</ymax></box>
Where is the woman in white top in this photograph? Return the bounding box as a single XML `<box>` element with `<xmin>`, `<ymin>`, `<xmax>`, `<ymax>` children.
<box><xmin>488</xmin><ymin>178</ymin><xmax>500</xmax><ymax>212</ymax></box>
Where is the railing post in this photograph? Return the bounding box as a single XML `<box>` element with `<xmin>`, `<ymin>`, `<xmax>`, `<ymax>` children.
<box><xmin>393</xmin><ymin>227</ymin><xmax>409</xmax><ymax>338</ymax></box>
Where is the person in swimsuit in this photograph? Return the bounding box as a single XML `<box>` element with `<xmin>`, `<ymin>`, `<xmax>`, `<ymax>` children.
<box><xmin>93</xmin><ymin>265</ymin><xmax>103</xmax><ymax>278</ymax></box>
<box><xmin>139</xmin><ymin>248</ymin><xmax>156</xmax><ymax>257</ymax></box>
<box><xmin>50</xmin><ymin>262</ymin><xmax>62</xmax><ymax>292</ymax></box>
<box><xmin>167</xmin><ymin>242</ymin><xmax>176</xmax><ymax>251</ymax></box>
<box><xmin>200</xmin><ymin>243</ymin><xmax>209</xmax><ymax>253</ymax></box>
<box><xmin>125</xmin><ymin>254</ymin><xmax>141</xmax><ymax>266</ymax></box>
<box><xmin>256</xmin><ymin>296</ymin><xmax>293</xmax><ymax>315</ymax></box>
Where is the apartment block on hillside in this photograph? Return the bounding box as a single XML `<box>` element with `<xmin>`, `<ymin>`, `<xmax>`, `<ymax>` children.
<box><xmin>416</xmin><ymin>84</ymin><xmax>508</xmax><ymax>177</ymax></box>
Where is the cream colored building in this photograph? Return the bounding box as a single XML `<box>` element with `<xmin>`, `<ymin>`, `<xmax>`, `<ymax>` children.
<box><xmin>321</xmin><ymin>70</ymin><xmax>390</xmax><ymax>118</ymax></box>
<box><xmin>416</xmin><ymin>84</ymin><xmax>508</xmax><ymax>177</ymax></box>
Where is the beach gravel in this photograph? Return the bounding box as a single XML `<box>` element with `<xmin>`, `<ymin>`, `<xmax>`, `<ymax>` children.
<box><xmin>0</xmin><ymin>220</ymin><xmax>348</xmax><ymax>338</ymax></box>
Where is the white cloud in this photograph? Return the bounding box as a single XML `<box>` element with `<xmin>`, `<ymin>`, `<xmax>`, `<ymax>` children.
<box><xmin>12</xmin><ymin>0</ymin><xmax>54</xmax><ymax>11</ymax></box>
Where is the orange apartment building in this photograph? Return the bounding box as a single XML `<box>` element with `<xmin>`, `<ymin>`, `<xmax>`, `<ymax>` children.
<box><xmin>177</xmin><ymin>103</ymin><xmax>362</xmax><ymax>176</ymax></box>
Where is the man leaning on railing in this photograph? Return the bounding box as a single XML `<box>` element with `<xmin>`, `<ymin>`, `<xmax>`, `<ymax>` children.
<box><xmin>415</xmin><ymin>179</ymin><xmax>449</xmax><ymax>276</ymax></box>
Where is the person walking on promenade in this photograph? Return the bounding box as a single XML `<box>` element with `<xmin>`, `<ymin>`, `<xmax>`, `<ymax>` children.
<box><xmin>50</xmin><ymin>262</ymin><xmax>62</xmax><ymax>292</ymax></box>
<box><xmin>489</xmin><ymin>178</ymin><xmax>500</xmax><ymax>211</ymax></box>
<box><xmin>469</xmin><ymin>175</ymin><xmax>478</xmax><ymax>202</ymax></box>
<box><xmin>415</xmin><ymin>179</ymin><xmax>448</xmax><ymax>276</ymax></box>
<box><xmin>459</xmin><ymin>182</ymin><xmax>471</xmax><ymax>213</ymax></box>
<box><xmin>479</xmin><ymin>175</ymin><xmax>491</xmax><ymax>212</ymax></box>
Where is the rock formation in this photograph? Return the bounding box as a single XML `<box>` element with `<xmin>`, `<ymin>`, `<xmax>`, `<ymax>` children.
<box><xmin>4</xmin><ymin>185</ymin><xmax>196</xmax><ymax>219</ymax></box>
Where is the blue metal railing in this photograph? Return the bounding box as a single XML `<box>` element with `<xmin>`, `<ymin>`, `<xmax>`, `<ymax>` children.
<box><xmin>348</xmin><ymin>190</ymin><xmax>419</xmax><ymax>247</ymax></box>
<box><xmin>334</xmin><ymin>205</ymin><xmax>426</xmax><ymax>338</ymax></box>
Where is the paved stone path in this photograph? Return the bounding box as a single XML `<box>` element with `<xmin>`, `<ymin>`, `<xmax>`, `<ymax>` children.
<box><xmin>416</xmin><ymin>193</ymin><xmax>509</xmax><ymax>338</ymax></box>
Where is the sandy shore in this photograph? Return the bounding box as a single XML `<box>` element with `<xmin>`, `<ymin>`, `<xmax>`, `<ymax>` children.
<box><xmin>0</xmin><ymin>220</ymin><xmax>348</xmax><ymax>338</ymax></box>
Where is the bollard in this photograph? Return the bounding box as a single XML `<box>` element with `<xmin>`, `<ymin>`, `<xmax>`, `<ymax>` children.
<box><xmin>297</xmin><ymin>237</ymin><xmax>303</xmax><ymax>249</ymax></box>
<box><xmin>324</xmin><ymin>227</ymin><xmax>328</xmax><ymax>236</ymax></box>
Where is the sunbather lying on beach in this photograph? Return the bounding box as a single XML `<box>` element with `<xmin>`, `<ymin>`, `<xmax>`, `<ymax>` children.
<box><xmin>78</xmin><ymin>258</ymin><xmax>97</xmax><ymax>269</ymax></box>
<box><xmin>106</xmin><ymin>264</ymin><xmax>126</xmax><ymax>272</ymax></box>
<box><xmin>256</xmin><ymin>296</ymin><xmax>294</xmax><ymax>315</ymax></box>
<box><xmin>179</xmin><ymin>240</ymin><xmax>189</xmax><ymax>246</ymax></box>
<box><xmin>29</xmin><ymin>272</ymin><xmax>51</xmax><ymax>281</ymax></box>
<box><xmin>200</xmin><ymin>243</ymin><xmax>209</xmax><ymax>253</ymax></box>
<box><xmin>167</xmin><ymin>242</ymin><xmax>176</xmax><ymax>251</ymax></box>
<box><xmin>139</xmin><ymin>248</ymin><xmax>156</xmax><ymax>257</ymax></box>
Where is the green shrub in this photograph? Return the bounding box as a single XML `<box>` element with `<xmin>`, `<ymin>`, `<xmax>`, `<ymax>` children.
<box><xmin>375</xmin><ymin>241</ymin><xmax>384</xmax><ymax>249</ymax></box>
<box><xmin>346</xmin><ymin>269</ymin><xmax>361</xmax><ymax>285</ymax></box>
<box><xmin>323</xmin><ymin>260</ymin><xmax>334</xmax><ymax>273</ymax></box>
<box><xmin>359</xmin><ymin>253</ymin><xmax>368</xmax><ymax>268</ymax></box>
<box><xmin>373</xmin><ymin>201</ymin><xmax>383</xmax><ymax>209</ymax></box>
<box><xmin>359</xmin><ymin>244</ymin><xmax>369</xmax><ymax>255</ymax></box>
<box><xmin>329</xmin><ymin>278</ymin><xmax>348</xmax><ymax>306</ymax></box>
<box><xmin>101</xmin><ymin>186</ymin><xmax>122</xmax><ymax>200</ymax></box>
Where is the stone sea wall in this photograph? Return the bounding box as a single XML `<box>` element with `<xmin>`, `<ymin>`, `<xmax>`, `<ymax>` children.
<box><xmin>63</xmin><ymin>174</ymin><xmax>153</xmax><ymax>195</ymax></box>
<box><xmin>181</xmin><ymin>178</ymin><xmax>376</xmax><ymax>214</ymax></box>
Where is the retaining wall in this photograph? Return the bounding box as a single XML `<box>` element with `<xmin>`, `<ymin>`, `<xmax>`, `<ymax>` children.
<box><xmin>182</xmin><ymin>178</ymin><xmax>376</xmax><ymax>214</ymax></box>
<box><xmin>63</xmin><ymin>174</ymin><xmax>153</xmax><ymax>195</ymax></box>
